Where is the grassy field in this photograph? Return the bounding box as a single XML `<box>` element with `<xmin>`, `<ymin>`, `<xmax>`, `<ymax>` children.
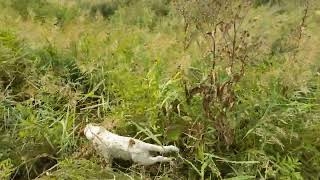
<box><xmin>0</xmin><ymin>0</ymin><xmax>320</xmax><ymax>179</ymax></box>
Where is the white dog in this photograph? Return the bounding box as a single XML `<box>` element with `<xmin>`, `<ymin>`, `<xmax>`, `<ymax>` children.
<box><xmin>84</xmin><ymin>123</ymin><xmax>179</xmax><ymax>166</ymax></box>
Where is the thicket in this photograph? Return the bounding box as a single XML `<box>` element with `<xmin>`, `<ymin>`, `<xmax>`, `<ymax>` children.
<box><xmin>1</xmin><ymin>0</ymin><xmax>320</xmax><ymax>179</ymax></box>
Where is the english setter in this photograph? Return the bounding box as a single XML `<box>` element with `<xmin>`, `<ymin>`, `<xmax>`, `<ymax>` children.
<box><xmin>84</xmin><ymin>123</ymin><xmax>179</xmax><ymax>165</ymax></box>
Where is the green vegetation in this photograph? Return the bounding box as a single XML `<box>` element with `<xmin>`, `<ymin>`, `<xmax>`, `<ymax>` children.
<box><xmin>0</xmin><ymin>0</ymin><xmax>320</xmax><ymax>179</ymax></box>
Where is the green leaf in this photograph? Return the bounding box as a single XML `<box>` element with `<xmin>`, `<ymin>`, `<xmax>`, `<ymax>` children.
<box><xmin>166</xmin><ymin>126</ymin><xmax>183</xmax><ymax>141</ymax></box>
<box><xmin>223</xmin><ymin>176</ymin><xmax>256</xmax><ymax>180</ymax></box>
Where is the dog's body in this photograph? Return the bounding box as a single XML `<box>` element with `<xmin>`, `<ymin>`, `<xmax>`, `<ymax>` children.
<box><xmin>84</xmin><ymin>124</ymin><xmax>179</xmax><ymax>165</ymax></box>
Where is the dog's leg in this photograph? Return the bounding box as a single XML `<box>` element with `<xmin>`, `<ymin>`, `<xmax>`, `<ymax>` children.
<box><xmin>141</xmin><ymin>143</ymin><xmax>179</xmax><ymax>153</ymax></box>
<box><xmin>145</xmin><ymin>156</ymin><xmax>172</xmax><ymax>165</ymax></box>
<box><xmin>132</xmin><ymin>154</ymin><xmax>172</xmax><ymax>166</ymax></box>
<box><xmin>95</xmin><ymin>143</ymin><xmax>112</xmax><ymax>166</ymax></box>
<box><xmin>163</xmin><ymin>145</ymin><xmax>179</xmax><ymax>153</ymax></box>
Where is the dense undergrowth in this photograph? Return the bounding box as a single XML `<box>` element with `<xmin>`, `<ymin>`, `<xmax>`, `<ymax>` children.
<box><xmin>0</xmin><ymin>0</ymin><xmax>320</xmax><ymax>179</ymax></box>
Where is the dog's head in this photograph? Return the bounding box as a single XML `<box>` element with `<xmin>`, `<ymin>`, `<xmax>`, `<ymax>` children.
<box><xmin>84</xmin><ymin>123</ymin><xmax>103</xmax><ymax>140</ymax></box>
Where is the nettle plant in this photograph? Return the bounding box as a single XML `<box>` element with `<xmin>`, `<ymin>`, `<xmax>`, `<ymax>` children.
<box><xmin>176</xmin><ymin>0</ymin><xmax>257</xmax><ymax>146</ymax></box>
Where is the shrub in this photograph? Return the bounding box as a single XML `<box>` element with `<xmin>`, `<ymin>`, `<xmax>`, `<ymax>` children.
<box><xmin>0</xmin><ymin>30</ymin><xmax>32</xmax><ymax>95</ymax></box>
<box><xmin>254</xmin><ymin>0</ymin><xmax>282</xmax><ymax>7</ymax></box>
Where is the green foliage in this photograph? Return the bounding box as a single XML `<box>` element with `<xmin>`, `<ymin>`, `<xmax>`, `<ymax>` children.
<box><xmin>10</xmin><ymin>0</ymin><xmax>79</xmax><ymax>26</ymax></box>
<box><xmin>253</xmin><ymin>0</ymin><xmax>282</xmax><ymax>7</ymax></box>
<box><xmin>0</xmin><ymin>159</ymin><xmax>14</xmax><ymax>179</ymax></box>
<box><xmin>1</xmin><ymin>0</ymin><xmax>320</xmax><ymax>179</ymax></box>
<box><xmin>0</xmin><ymin>30</ymin><xmax>31</xmax><ymax>95</ymax></box>
<box><xmin>40</xmin><ymin>159</ymin><xmax>132</xmax><ymax>179</ymax></box>
<box><xmin>89</xmin><ymin>1</ymin><xmax>119</xmax><ymax>19</ymax></box>
<box><xmin>149</xmin><ymin>0</ymin><xmax>171</xmax><ymax>17</ymax></box>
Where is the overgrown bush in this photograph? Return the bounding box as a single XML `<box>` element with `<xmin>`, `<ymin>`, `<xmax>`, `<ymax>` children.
<box><xmin>253</xmin><ymin>0</ymin><xmax>282</xmax><ymax>6</ymax></box>
<box><xmin>0</xmin><ymin>30</ymin><xmax>32</xmax><ymax>96</ymax></box>
<box><xmin>1</xmin><ymin>0</ymin><xmax>320</xmax><ymax>179</ymax></box>
<box><xmin>10</xmin><ymin>0</ymin><xmax>79</xmax><ymax>26</ymax></box>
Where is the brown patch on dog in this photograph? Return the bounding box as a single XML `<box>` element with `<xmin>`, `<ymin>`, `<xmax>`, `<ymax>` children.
<box><xmin>128</xmin><ymin>139</ymin><xmax>136</xmax><ymax>148</ymax></box>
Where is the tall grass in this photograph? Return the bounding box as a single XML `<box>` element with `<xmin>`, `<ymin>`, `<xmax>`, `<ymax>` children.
<box><xmin>1</xmin><ymin>0</ymin><xmax>320</xmax><ymax>179</ymax></box>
